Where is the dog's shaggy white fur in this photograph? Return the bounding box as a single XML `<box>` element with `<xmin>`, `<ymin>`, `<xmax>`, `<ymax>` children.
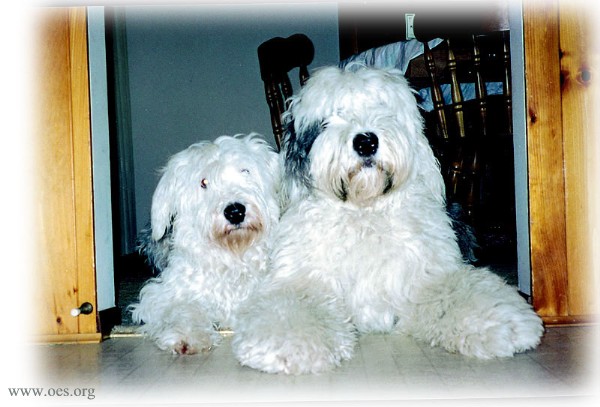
<box><xmin>232</xmin><ymin>66</ymin><xmax>544</xmax><ymax>374</ymax></box>
<box><xmin>130</xmin><ymin>134</ymin><xmax>280</xmax><ymax>354</ymax></box>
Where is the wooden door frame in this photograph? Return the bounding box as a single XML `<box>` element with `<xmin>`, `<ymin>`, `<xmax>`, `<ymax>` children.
<box><xmin>523</xmin><ymin>0</ymin><xmax>598</xmax><ymax>324</ymax></box>
<box><xmin>36</xmin><ymin>7</ymin><xmax>101</xmax><ymax>343</ymax></box>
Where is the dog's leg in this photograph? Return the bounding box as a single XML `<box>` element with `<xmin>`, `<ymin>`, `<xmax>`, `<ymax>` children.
<box><xmin>154</xmin><ymin>322</ymin><xmax>220</xmax><ymax>355</ymax></box>
<box><xmin>131</xmin><ymin>281</ymin><xmax>220</xmax><ymax>355</ymax></box>
<box><xmin>143</xmin><ymin>307</ymin><xmax>221</xmax><ymax>355</ymax></box>
<box><xmin>232</xmin><ymin>287</ymin><xmax>356</xmax><ymax>374</ymax></box>
<box><xmin>402</xmin><ymin>266</ymin><xmax>544</xmax><ymax>359</ymax></box>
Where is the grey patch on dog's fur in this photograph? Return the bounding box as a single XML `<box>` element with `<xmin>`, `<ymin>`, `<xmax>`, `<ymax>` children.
<box><xmin>284</xmin><ymin>119</ymin><xmax>322</xmax><ymax>189</ymax></box>
<box><xmin>447</xmin><ymin>202</ymin><xmax>478</xmax><ymax>263</ymax></box>
<box><xmin>136</xmin><ymin>223</ymin><xmax>173</xmax><ymax>274</ymax></box>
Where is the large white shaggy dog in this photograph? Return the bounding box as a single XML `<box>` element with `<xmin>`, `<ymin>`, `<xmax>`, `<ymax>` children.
<box><xmin>130</xmin><ymin>134</ymin><xmax>280</xmax><ymax>355</ymax></box>
<box><xmin>232</xmin><ymin>66</ymin><xmax>544</xmax><ymax>374</ymax></box>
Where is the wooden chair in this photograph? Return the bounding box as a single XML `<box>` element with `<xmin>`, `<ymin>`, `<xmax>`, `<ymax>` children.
<box><xmin>414</xmin><ymin>31</ymin><xmax>514</xmax><ymax>234</ymax></box>
<box><xmin>257</xmin><ymin>34</ymin><xmax>314</xmax><ymax>150</ymax></box>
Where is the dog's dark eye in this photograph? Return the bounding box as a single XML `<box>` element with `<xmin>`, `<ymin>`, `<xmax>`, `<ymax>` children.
<box><xmin>200</xmin><ymin>178</ymin><xmax>209</xmax><ymax>189</ymax></box>
<box><xmin>240</xmin><ymin>168</ymin><xmax>250</xmax><ymax>175</ymax></box>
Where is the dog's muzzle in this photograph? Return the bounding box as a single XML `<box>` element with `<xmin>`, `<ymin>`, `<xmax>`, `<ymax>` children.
<box><xmin>224</xmin><ymin>202</ymin><xmax>246</xmax><ymax>225</ymax></box>
<box><xmin>353</xmin><ymin>132</ymin><xmax>379</xmax><ymax>158</ymax></box>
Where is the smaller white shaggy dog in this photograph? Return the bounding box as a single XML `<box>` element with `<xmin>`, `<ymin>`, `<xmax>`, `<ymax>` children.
<box><xmin>130</xmin><ymin>134</ymin><xmax>280</xmax><ymax>355</ymax></box>
<box><xmin>232</xmin><ymin>66</ymin><xmax>544</xmax><ymax>374</ymax></box>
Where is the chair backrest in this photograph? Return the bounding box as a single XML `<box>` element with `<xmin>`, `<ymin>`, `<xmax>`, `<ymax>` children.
<box><xmin>415</xmin><ymin>31</ymin><xmax>513</xmax><ymax>225</ymax></box>
<box><xmin>421</xmin><ymin>32</ymin><xmax>512</xmax><ymax>141</ymax></box>
<box><xmin>257</xmin><ymin>34</ymin><xmax>314</xmax><ymax>150</ymax></box>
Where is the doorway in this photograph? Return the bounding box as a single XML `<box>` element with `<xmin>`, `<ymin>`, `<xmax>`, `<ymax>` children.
<box><xmin>100</xmin><ymin>3</ymin><xmax>530</xmax><ymax>329</ymax></box>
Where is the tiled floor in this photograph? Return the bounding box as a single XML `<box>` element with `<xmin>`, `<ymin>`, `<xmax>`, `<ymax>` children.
<box><xmin>34</xmin><ymin>326</ymin><xmax>598</xmax><ymax>405</ymax></box>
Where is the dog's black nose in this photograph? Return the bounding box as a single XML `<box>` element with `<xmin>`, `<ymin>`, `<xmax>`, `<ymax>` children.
<box><xmin>224</xmin><ymin>202</ymin><xmax>246</xmax><ymax>225</ymax></box>
<box><xmin>353</xmin><ymin>132</ymin><xmax>379</xmax><ymax>157</ymax></box>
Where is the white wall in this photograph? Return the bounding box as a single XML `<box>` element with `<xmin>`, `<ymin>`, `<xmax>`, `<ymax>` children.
<box><xmin>508</xmin><ymin>1</ymin><xmax>531</xmax><ymax>295</ymax></box>
<box><xmin>123</xmin><ymin>3</ymin><xmax>340</xmax><ymax>236</ymax></box>
<box><xmin>88</xmin><ymin>7</ymin><xmax>115</xmax><ymax>311</ymax></box>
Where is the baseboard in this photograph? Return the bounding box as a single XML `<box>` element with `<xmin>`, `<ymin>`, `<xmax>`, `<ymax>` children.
<box><xmin>35</xmin><ymin>333</ymin><xmax>102</xmax><ymax>344</ymax></box>
<box><xmin>543</xmin><ymin>315</ymin><xmax>598</xmax><ymax>326</ymax></box>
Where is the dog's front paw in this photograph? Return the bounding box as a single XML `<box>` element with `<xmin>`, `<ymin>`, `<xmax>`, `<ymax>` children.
<box><xmin>449</xmin><ymin>301</ymin><xmax>544</xmax><ymax>359</ymax></box>
<box><xmin>156</xmin><ymin>331</ymin><xmax>216</xmax><ymax>355</ymax></box>
<box><xmin>422</xmin><ymin>268</ymin><xmax>545</xmax><ymax>359</ymax></box>
<box><xmin>232</xmin><ymin>293</ymin><xmax>357</xmax><ymax>374</ymax></box>
<box><xmin>233</xmin><ymin>329</ymin><xmax>355</xmax><ymax>375</ymax></box>
<box><xmin>171</xmin><ymin>339</ymin><xmax>213</xmax><ymax>355</ymax></box>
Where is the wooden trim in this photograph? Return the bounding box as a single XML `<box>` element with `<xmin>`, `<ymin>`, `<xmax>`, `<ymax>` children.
<box><xmin>558</xmin><ymin>3</ymin><xmax>599</xmax><ymax>317</ymax></box>
<box><xmin>69</xmin><ymin>8</ymin><xmax>98</xmax><ymax>337</ymax></box>
<box><xmin>522</xmin><ymin>0</ymin><xmax>570</xmax><ymax>318</ymax></box>
<box><xmin>36</xmin><ymin>333</ymin><xmax>102</xmax><ymax>344</ymax></box>
<box><xmin>37</xmin><ymin>8</ymin><xmax>80</xmax><ymax>336</ymax></box>
<box><xmin>35</xmin><ymin>7</ymin><xmax>98</xmax><ymax>340</ymax></box>
<box><xmin>523</xmin><ymin>0</ymin><xmax>599</xmax><ymax>321</ymax></box>
<box><xmin>543</xmin><ymin>315</ymin><xmax>598</xmax><ymax>327</ymax></box>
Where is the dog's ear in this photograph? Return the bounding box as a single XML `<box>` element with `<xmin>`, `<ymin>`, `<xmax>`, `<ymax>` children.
<box><xmin>281</xmin><ymin>118</ymin><xmax>322</xmax><ymax>205</ymax></box>
<box><xmin>150</xmin><ymin>164</ymin><xmax>179</xmax><ymax>241</ymax></box>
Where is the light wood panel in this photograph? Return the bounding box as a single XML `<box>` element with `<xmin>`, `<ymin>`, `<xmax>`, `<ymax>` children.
<box><xmin>35</xmin><ymin>8</ymin><xmax>100</xmax><ymax>342</ymax></box>
<box><xmin>523</xmin><ymin>0</ymin><xmax>599</xmax><ymax>323</ymax></box>
<box><xmin>558</xmin><ymin>3</ymin><xmax>599</xmax><ymax>318</ymax></box>
<box><xmin>523</xmin><ymin>0</ymin><xmax>569</xmax><ymax>319</ymax></box>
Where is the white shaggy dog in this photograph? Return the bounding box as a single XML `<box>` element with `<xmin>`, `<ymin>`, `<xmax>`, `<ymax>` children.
<box><xmin>232</xmin><ymin>66</ymin><xmax>544</xmax><ymax>374</ymax></box>
<box><xmin>130</xmin><ymin>134</ymin><xmax>280</xmax><ymax>355</ymax></box>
